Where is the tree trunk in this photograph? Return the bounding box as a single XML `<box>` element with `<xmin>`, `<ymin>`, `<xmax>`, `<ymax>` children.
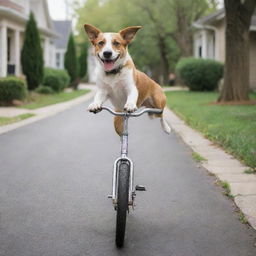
<box><xmin>172</xmin><ymin>0</ymin><xmax>193</xmax><ymax>57</ymax></box>
<box><xmin>218</xmin><ymin>0</ymin><xmax>256</xmax><ymax>102</ymax></box>
<box><xmin>158</xmin><ymin>36</ymin><xmax>170</xmax><ymax>85</ymax></box>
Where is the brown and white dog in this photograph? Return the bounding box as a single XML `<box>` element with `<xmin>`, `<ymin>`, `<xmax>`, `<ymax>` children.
<box><xmin>84</xmin><ymin>24</ymin><xmax>170</xmax><ymax>135</ymax></box>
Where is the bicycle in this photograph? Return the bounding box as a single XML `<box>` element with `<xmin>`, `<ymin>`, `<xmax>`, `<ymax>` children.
<box><xmin>89</xmin><ymin>106</ymin><xmax>163</xmax><ymax>248</ymax></box>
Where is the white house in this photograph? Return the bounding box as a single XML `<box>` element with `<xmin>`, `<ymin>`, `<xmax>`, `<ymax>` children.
<box><xmin>193</xmin><ymin>8</ymin><xmax>256</xmax><ymax>90</ymax></box>
<box><xmin>87</xmin><ymin>46</ymin><xmax>97</xmax><ymax>83</ymax></box>
<box><xmin>52</xmin><ymin>20</ymin><xmax>71</xmax><ymax>70</ymax></box>
<box><xmin>0</xmin><ymin>0</ymin><xmax>58</xmax><ymax>78</ymax></box>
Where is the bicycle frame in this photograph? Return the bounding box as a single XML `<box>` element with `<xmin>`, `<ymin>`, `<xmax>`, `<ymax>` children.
<box><xmin>92</xmin><ymin>106</ymin><xmax>163</xmax><ymax>208</ymax></box>
<box><xmin>111</xmin><ymin>115</ymin><xmax>134</xmax><ymax>207</ymax></box>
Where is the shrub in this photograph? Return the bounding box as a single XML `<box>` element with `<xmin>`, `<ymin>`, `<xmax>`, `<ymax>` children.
<box><xmin>78</xmin><ymin>42</ymin><xmax>88</xmax><ymax>79</ymax></box>
<box><xmin>0</xmin><ymin>77</ymin><xmax>27</xmax><ymax>104</ymax></box>
<box><xmin>35</xmin><ymin>85</ymin><xmax>54</xmax><ymax>94</ymax></box>
<box><xmin>176</xmin><ymin>58</ymin><xmax>224</xmax><ymax>91</ymax></box>
<box><xmin>21</xmin><ymin>12</ymin><xmax>44</xmax><ymax>90</ymax></box>
<box><xmin>64</xmin><ymin>33</ymin><xmax>78</xmax><ymax>87</ymax></box>
<box><xmin>43</xmin><ymin>68</ymin><xmax>70</xmax><ymax>92</ymax></box>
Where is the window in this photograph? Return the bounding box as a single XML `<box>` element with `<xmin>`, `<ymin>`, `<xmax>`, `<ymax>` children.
<box><xmin>7</xmin><ymin>36</ymin><xmax>11</xmax><ymax>63</ymax></box>
<box><xmin>199</xmin><ymin>46</ymin><xmax>202</xmax><ymax>58</ymax></box>
<box><xmin>56</xmin><ymin>53</ymin><xmax>60</xmax><ymax>68</ymax></box>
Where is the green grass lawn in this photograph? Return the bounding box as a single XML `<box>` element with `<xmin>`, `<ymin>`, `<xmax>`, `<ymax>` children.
<box><xmin>0</xmin><ymin>113</ymin><xmax>35</xmax><ymax>126</ymax></box>
<box><xmin>20</xmin><ymin>90</ymin><xmax>90</xmax><ymax>110</ymax></box>
<box><xmin>165</xmin><ymin>91</ymin><xmax>256</xmax><ymax>168</ymax></box>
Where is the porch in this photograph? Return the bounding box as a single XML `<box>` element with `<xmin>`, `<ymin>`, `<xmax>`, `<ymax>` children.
<box><xmin>0</xmin><ymin>20</ymin><xmax>56</xmax><ymax>78</ymax></box>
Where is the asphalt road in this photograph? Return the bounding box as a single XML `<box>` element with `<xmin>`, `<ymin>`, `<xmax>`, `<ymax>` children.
<box><xmin>0</xmin><ymin>101</ymin><xmax>256</xmax><ymax>256</ymax></box>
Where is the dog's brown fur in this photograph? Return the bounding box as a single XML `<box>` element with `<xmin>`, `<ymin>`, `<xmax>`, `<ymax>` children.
<box><xmin>114</xmin><ymin>58</ymin><xmax>166</xmax><ymax>135</ymax></box>
<box><xmin>84</xmin><ymin>24</ymin><xmax>169</xmax><ymax>136</ymax></box>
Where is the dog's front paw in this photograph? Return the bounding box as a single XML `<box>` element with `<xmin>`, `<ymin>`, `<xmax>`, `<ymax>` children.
<box><xmin>87</xmin><ymin>102</ymin><xmax>102</xmax><ymax>113</ymax></box>
<box><xmin>124</xmin><ymin>102</ymin><xmax>137</xmax><ymax>113</ymax></box>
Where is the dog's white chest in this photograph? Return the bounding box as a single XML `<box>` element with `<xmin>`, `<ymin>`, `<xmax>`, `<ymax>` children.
<box><xmin>99</xmin><ymin>68</ymin><xmax>136</xmax><ymax>110</ymax></box>
<box><xmin>105</xmin><ymin>78</ymin><xmax>129</xmax><ymax>109</ymax></box>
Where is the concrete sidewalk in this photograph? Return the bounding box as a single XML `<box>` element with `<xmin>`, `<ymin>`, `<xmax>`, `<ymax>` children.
<box><xmin>165</xmin><ymin>108</ymin><xmax>256</xmax><ymax>230</ymax></box>
<box><xmin>0</xmin><ymin>85</ymin><xmax>96</xmax><ymax>135</ymax></box>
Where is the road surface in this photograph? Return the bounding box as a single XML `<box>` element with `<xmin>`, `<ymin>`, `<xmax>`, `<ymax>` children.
<box><xmin>0</xmin><ymin>101</ymin><xmax>255</xmax><ymax>256</ymax></box>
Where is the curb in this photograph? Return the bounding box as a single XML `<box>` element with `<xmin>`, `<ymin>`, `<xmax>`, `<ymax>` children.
<box><xmin>164</xmin><ymin>107</ymin><xmax>256</xmax><ymax>230</ymax></box>
<box><xmin>0</xmin><ymin>90</ymin><xmax>95</xmax><ymax>135</ymax></box>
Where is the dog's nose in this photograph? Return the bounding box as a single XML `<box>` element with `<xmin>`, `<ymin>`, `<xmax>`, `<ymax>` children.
<box><xmin>103</xmin><ymin>51</ymin><xmax>112</xmax><ymax>59</ymax></box>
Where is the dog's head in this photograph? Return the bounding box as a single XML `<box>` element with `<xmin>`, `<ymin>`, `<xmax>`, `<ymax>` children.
<box><xmin>84</xmin><ymin>24</ymin><xmax>141</xmax><ymax>72</ymax></box>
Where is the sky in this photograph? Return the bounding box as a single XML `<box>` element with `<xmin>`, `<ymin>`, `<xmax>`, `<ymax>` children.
<box><xmin>48</xmin><ymin>0</ymin><xmax>68</xmax><ymax>20</ymax></box>
<box><xmin>48</xmin><ymin>0</ymin><xmax>224</xmax><ymax>21</ymax></box>
<box><xmin>47</xmin><ymin>0</ymin><xmax>84</xmax><ymax>20</ymax></box>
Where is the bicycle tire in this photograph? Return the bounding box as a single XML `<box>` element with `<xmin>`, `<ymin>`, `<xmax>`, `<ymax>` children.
<box><xmin>116</xmin><ymin>162</ymin><xmax>130</xmax><ymax>248</ymax></box>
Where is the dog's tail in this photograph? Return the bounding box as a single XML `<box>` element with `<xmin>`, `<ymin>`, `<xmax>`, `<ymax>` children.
<box><xmin>160</xmin><ymin>110</ymin><xmax>171</xmax><ymax>134</ymax></box>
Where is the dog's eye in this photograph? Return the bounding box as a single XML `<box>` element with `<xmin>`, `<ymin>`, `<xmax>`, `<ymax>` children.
<box><xmin>113</xmin><ymin>41</ymin><xmax>120</xmax><ymax>47</ymax></box>
<box><xmin>98</xmin><ymin>41</ymin><xmax>104</xmax><ymax>46</ymax></box>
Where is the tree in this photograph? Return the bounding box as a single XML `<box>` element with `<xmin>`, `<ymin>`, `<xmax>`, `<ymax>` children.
<box><xmin>78</xmin><ymin>42</ymin><xmax>88</xmax><ymax>80</ymax></box>
<box><xmin>64</xmin><ymin>33</ymin><xmax>79</xmax><ymax>88</ymax></box>
<box><xmin>21</xmin><ymin>12</ymin><xmax>44</xmax><ymax>90</ymax></box>
<box><xmin>170</xmin><ymin>0</ymin><xmax>208</xmax><ymax>57</ymax></box>
<box><xmin>75</xmin><ymin>0</ymin><xmax>213</xmax><ymax>84</ymax></box>
<box><xmin>218</xmin><ymin>0</ymin><xmax>256</xmax><ymax>102</ymax></box>
<box><xmin>128</xmin><ymin>0</ymin><xmax>209</xmax><ymax>82</ymax></box>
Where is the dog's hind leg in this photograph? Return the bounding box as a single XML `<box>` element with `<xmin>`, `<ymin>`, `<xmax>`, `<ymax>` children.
<box><xmin>114</xmin><ymin>116</ymin><xmax>123</xmax><ymax>136</ymax></box>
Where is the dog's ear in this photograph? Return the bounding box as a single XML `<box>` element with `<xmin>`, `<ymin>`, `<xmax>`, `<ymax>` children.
<box><xmin>84</xmin><ymin>24</ymin><xmax>102</xmax><ymax>44</ymax></box>
<box><xmin>119</xmin><ymin>26</ymin><xmax>142</xmax><ymax>45</ymax></box>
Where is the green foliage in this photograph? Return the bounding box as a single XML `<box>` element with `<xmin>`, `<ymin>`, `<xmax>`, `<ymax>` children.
<box><xmin>244</xmin><ymin>168</ymin><xmax>256</xmax><ymax>174</ymax></box>
<box><xmin>176</xmin><ymin>58</ymin><xmax>224</xmax><ymax>91</ymax></box>
<box><xmin>192</xmin><ymin>152</ymin><xmax>207</xmax><ymax>163</ymax></box>
<box><xmin>0</xmin><ymin>113</ymin><xmax>34</xmax><ymax>126</ymax></box>
<box><xmin>220</xmin><ymin>181</ymin><xmax>234</xmax><ymax>198</ymax></box>
<box><xmin>21</xmin><ymin>12</ymin><xmax>44</xmax><ymax>90</ymax></box>
<box><xmin>78</xmin><ymin>42</ymin><xmax>88</xmax><ymax>79</ymax></box>
<box><xmin>21</xmin><ymin>90</ymin><xmax>89</xmax><ymax>109</ymax></box>
<box><xmin>64</xmin><ymin>33</ymin><xmax>78</xmax><ymax>84</ymax></box>
<box><xmin>165</xmin><ymin>91</ymin><xmax>256</xmax><ymax>168</ymax></box>
<box><xmin>0</xmin><ymin>77</ymin><xmax>27</xmax><ymax>104</ymax></box>
<box><xmin>75</xmin><ymin>0</ymin><xmax>212</xmax><ymax>80</ymax></box>
<box><xmin>238</xmin><ymin>211</ymin><xmax>248</xmax><ymax>224</ymax></box>
<box><xmin>43</xmin><ymin>68</ymin><xmax>70</xmax><ymax>92</ymax></box>
<box><xmin>35</xmin><ymin>86</ymin><xmax>54</xmax><ymax>94</ymax></box>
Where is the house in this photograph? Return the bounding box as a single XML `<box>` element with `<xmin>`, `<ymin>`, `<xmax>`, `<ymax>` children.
<box><xmin>193</xmin><ymin>9</ymin><xmax>256</xmax><ymax>90</ymax></box>
<box><xmin>87</xmin><ymin>46</ymin><xmax>97</xmax><ymax>83</ymax></box>
<box><xmin>52</xmin><ymin>20</ymin><xmax>72</xmax><ymax>70</ymax></box>
<box><xmin>0</xmin><ymin>0</ymin><xmax>58</xmax><ymax>78</ymax></box>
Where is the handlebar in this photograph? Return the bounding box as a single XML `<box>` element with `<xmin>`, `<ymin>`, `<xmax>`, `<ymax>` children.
<box><xmin>90</xmin><ymin>106</ymin><xmax>163</xmax><ymax>117</ymax></box>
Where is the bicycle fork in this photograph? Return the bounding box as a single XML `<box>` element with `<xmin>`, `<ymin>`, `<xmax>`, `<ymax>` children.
<box><xmin>108</xmin><ymin>115</ymin><xmax>135</xmax><ymax>208</ymax></box>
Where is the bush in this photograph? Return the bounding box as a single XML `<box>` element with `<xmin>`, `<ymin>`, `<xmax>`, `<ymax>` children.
<box><xmin>43</xmin><ymin>68</ymin><xmax>70</xmax><ymax>92</ymax></box>
<box><xmin>176</xmin><ymin>58</ymin><xmax>224</xmax><ymax>91</ymax></box>
<box><xmin>35</xmin><ymin>85</ymin><xmax>54</xmax><ymax>94</ymax></box>
<box><xmin>0</xmin><ymin>77</ymin><xmax>27</xmax><ymax>104</ymax></box>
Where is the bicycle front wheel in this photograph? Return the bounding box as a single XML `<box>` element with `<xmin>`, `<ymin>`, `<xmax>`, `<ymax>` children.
<box><xmin>116</xmin><ymin>162</ymin><xmax>130</xmax><ymax>248</ymax></box>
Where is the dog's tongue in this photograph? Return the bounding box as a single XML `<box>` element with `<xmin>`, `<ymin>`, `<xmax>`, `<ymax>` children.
<box><xmin>104</xmin><ymin>60</ymin><xmax>115</xmax><ymax>71</ymax></box>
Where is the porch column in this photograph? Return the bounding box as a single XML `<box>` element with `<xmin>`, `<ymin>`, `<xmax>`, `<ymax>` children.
<box><xmin>44</xmin><ymin>37</ymin><xmax>50</xmax><ymax>66</ymax></box>
<box><xmin>214</xmin><ymin>30</ymin><xmax>219</xmax><ymax>61</ymax></box>
<box><xmin>0</xmin><ymin>22</ymin><xmax>7</xmax><ymax>77</ymax></box>
<box><xmin>202</xmin><ymin>30</ymin><xmax>208</xmax><ymax>59</ymax></box>
<box><xmin>14</xmin><ymin>30</ymin><xmax>20</xmax><ymax>76</ymax></box>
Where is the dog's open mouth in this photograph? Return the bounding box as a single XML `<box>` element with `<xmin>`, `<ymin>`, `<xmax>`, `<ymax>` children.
<box><xmin>99</xmin><ymin>55</ymin><xmax>119</xmax><ymax>71</ymax></box>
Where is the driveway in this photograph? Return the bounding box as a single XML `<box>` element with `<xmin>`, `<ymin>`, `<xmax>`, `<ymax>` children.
<box><xmin>0</xmin><ymin>101</ymin><xmax>255</xmax><ymax>256</ymax></box>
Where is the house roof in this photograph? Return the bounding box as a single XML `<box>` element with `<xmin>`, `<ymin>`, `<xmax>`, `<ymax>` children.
<box><xmin>194</xmin><ymin>9</ymin><xmax>225</xmax><ymax>26</ymax></box>
<box><xmin>194</xmin><ymin>8</ymin><xmax>256</xmax><ymax>30</ymax></box>
<box><xmin>53</xmin><ymin>20</ymin><xmax>72</xmax><ymax>49</ymax></box>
